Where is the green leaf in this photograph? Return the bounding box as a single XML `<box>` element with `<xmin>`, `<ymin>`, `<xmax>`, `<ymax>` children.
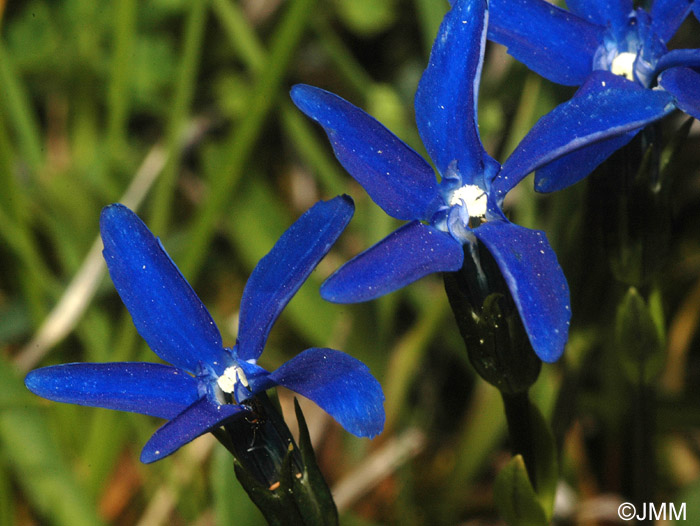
<box><xmin>291</xmin><ymin>398</ymin><xmax>339</xmax><ymax>525</ymax></box>
<box><xmin>494</xmin><ymin>455</ymin><xmax>549</xmax><ymax>526</ymax></box>
<box><xmin>615</xmin><ymin>287</ymin><xmax>665</xmax><ymax>385</ymax></box>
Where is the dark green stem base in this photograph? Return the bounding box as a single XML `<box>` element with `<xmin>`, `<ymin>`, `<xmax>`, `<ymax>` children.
<box><xmin>501</xmin><ymin>390</ymin><xmax>537</xmax><ymax>490</ymax></box>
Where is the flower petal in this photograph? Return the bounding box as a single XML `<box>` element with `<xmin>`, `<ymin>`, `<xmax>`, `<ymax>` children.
<box><xmin>566</xmin><ymin>0</ymin><xmax>632</xmax><ymax>37</ymax></box>
<box><xmin>473</xmin><ymin>221</ymin><xmax>570</xmax><ymax>363</ymax></box>
<box><xmin>141</xmin><ymin>397</ymin><xmax>244</xmax><ymax>463</ymax></box>
<box><xmin>534</xmin><ymin>130</ymin><xmax>638</xmax><ymax>192</ymax></box>
<box><xmin>267</xmin><ymin>348</ymin><xmax>385</xmax><ymax>438</ymax></box>
<box><xmin>321</xmin><ymin>221</ymin><xmax>464</xmax><ymax>303</ymax></box>
<box><xmin>655</xmin><ymin>49</ymin><xmax>700</xmax><ymax>76</ymax></box>
<box><xmin>415</xmin><ymin>0</ymin><xmax>495</xmax><ymax>181</ymax></box>
<box><xmin>659</xmin><ymin>66</ymin><xmax>700</xmax><ymax>120</ymax></box>
<box><xmin>487</xmin><ymin>0</ymin><xmax>603</xmax><ymax>86</ymax></box>
<box><xmin>100</xmin><ymin>204</ymin><xmax>227</xmax><ymax>373</ymax></box>
<box><xmin>25</xmin><ymin>363</ymin><xmax>199</xmax><ymax>419</ymax></box>
<box><xmin>496</xmin><ymin>74</ymin><xmax>675</xmax><ymax>197</ymax></box>
<box><xmin>650</xmin><ymin>0</ymin><xmax>692</xmax><ymax>43</ymax></box>
<box><xmin>290</xmin><ymin>85</ymin><xmax>439</xmax><ymax>221</ymax></box>
<box><xmin>237</xmin><ymin>196</ymin><xmax>354</xmax><ymax>362</ymax></box>
<box><xmin>527</xmin><ymin>71</ymin><xmax>640</xmax><ymax>192</ymax></box>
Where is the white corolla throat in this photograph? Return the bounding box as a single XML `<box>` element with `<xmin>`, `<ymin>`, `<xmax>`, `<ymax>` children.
<box><xmin>449</xmin><ymin>184</ymin><xmax>487</xmax><ymax>218</ymax></box>
<box><xmin>611</xmin><ymin>52</ymin><xmax>636</xmax><ymax>81</ymax></box>
<box><xmin>217</xmin><ymin>364</ymin><xmax>250</xmax><ymax>394</ymax></box>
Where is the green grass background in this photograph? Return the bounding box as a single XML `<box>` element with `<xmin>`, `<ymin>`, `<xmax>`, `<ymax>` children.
<box><xmin>2</xmin><ymin>1</ymin><xmax>700</xmax><ymax>524</ymax></box>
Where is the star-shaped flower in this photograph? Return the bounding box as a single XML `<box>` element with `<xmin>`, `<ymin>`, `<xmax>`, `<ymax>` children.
<box><xmin>291</xmin><ymin>0</ymin><xmax>580</xmax><ymax>363</ymax></box>
<box><xmin>25</xmin><ymin>199</ymin><xmax>384</xmax><ymax>463</ymax></box>
<box><xmin>487</xmin><ymin>0</ymin><xmax>700</xmax><ymax>192</ymax></box>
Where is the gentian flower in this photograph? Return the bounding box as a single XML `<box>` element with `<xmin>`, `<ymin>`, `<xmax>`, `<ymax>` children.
<box><xmin>291</xmin><ymin>0</ymin><xmax>576</xmax><ymax>363</ymax></box>
<box><xmin>25</xmin><ymin>199</ymin><xmax>384</xmax><ymax>463</ymax></box>
<box><xmin>486</xmin><ymin>0</ymin><xmax>700</xmax><ymax>192</ymax></box>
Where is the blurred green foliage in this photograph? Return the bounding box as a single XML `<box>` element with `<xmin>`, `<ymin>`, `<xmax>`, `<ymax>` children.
<box><xmin>1</xmin><ymin>1</ymin><xmax>700</xmax><ymax>525</ymax></box>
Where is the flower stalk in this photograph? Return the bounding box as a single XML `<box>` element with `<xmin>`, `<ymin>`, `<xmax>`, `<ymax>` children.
<box><xmin>218</xmin><ymin>397</ymin><xmax>339</xmax><ymax>526</ymax></box>
<box><xmin>444</xmin><ymin>241</ymin><xmax>546</xmax><ymax>486</ymax></box>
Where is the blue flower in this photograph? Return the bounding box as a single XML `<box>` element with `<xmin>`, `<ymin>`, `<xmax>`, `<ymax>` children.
<box><xmin>25</xmin><ymin>199</ymin><xmax>384</xmax><ymax>463</ymax></box>
<box><xmin>291</xmin><ymin>0</ymin><xmax>575</xmax><ymax>363</ymax></box>
<box><xmin>487</xmin><ymin>0</ymin><xmax>700</xmax><ymax>192</ymax></box>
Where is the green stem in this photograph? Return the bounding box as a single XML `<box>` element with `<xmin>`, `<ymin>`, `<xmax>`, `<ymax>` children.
<box><xmin>632</xmin><ymin>363</ymin><xmax>654</xmax><ymax>525</ymax></box>
<box><xmin>501</xmin><ymin>390</ymin><xmax>537</xmax><ymax>490</ymax></box>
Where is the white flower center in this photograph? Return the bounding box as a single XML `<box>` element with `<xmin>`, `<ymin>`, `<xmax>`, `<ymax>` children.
<box><xmin>449</xmin><ymin>184</ymin><xmax>487</xmax><ymax>218</ymax></box>
<box><xmin>611</xmin><ymin>52</ymin><xmax>636</xmax><ymax>81</ymax></box>
<box><xmin>217</xmin><ymin>365</ymin><xmax>249</xmax><ymax>394</ymax></box>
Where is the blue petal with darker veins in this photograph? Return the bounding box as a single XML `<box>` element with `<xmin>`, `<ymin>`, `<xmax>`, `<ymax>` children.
<box><xmin>415</xmin><ymin>0</ymin><xmax>493</xmax><ymax>180</ymax></box>
<box><xmin>100</xmin><ymin>204</ymin><xmax>229</xmax><ymax>374</ymax></box>
<box><xmin>496</xmin><ymin>78</ymin><xmax>675</xmax><ymax>197</ymax></box>
<box><xmin>320</xmin><ymin>221</ymin><xmax>464</xmax><ymax>303</ymax></box>
<box><xmin>237</xmin><ymin>196</ymin><xmax>354</xmax><ymax>362</ymax></box>
<box><xmin>473</xmin><ymin>221</ymin><xmax>571</xmax><ymax>363</ymax></box>
<box><xmin>535</xmin><ymin>130</ymin><xmax>638</xmax><ymax>192</ymax></box>
<box><xmin>659</xmin><ymin>67</ymin><xmax>700</xmax><ymax>120</ymax></box>
<box><xmin>488</xmin><ymin>0</ymin><xmax>603</xmax><ymax>86</ymax></box>
<box><xmin>290</xmin><ymin>85</ymin><xmax>440</xmax><ymax>221</ymax></box>
<box><xmin>24</xmin><ymin>362</ymin><xmax>199</xmax><ymax>420</ymax></box>
<box><xmin>566</xmin><ymin>0</ymin><xmax>632</xmax><ymax>38</ymax></box>
<box><xmin>267</xmin><ymin>348</ymin><xmax>385</xmax><ymax>438</ymax></box>
<box><xmin>141</xmin><ymin>397</ymin><xmax>245</xmax><ymax>463</ymax></box>
<box><xmin>650</xmin><ymin>0</ymin><xmax>692</xmax><ymax>43</ymax></box>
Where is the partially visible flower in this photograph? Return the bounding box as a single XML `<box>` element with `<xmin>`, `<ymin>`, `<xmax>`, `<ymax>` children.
<box><xmin>291</xmin><ymin>0</ymin><xmax>584</xmax><ymax>363</ymax></box>
<box><xmin>487</xmin><ymin>0</ymin><xmax>700</xmax><ymax>191</ymax></box>
<box><xmin>25</xmin><ymin>199</ymin><xmax>384</xmax><ymax>463</ymax></box>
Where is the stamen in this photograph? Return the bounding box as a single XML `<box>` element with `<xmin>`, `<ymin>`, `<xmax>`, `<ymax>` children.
<box><xmin>611</xmin><ymin>52</ymin><xmax>636</xmax><ymax>81</ymax></box>
<box><xmin>449</xmin><ymin>184</ymin><xmax>487</xmax><ymax>218</ymax></box>
<box><xmin>217</xmin><ymin>365</ymin><xmax>249</xmax><ymax>394</ymax></box>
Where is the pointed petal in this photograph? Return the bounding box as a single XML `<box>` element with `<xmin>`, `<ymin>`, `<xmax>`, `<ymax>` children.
<box><xmin>532</xmin><ymin>70</ymin><xmax>640</xmax><ymax>192</ymax></box>
<box><xmin>473</xmin><ymin>221</ymin><xmax>570</xmax><ymax>363</ymax></box>
<box><xmin>534</xmin><ymin>129</ymin><xmax>638</xmax><ymax>192</ymax></box>
<box><xmin>496</xmin><ymin>74</ymin><xmax>675</xmax><ymax>197</ymax></box>
<box><xmin>237</xmin><ymin>196</ymin><xmax>354</xmax><ymax>362</ymax></box>
<box><xmin>290</xmin><ymin>85</ymin><xmax>439</xmax><ymax>221</ymax></box>
<box><xmin>100</xmin><ymin>204</ymin><xmax>227</xmax><ymax>373</ymax></box>
<box><xmin>321</xmin><ymin>221</ymin><xmax>464</xmax><ymax>303</ymax></box>
<box><xmin>488</xmin><ymin>0</ymin><xmax>603</xmax><ymax>86</ymax></box>
<box><xmin>659</xmin><ymin>67</ymin><xmax>700</xmax><ymax>120</ymax></box>
<box><xmin>268</xmin><ymin>348</ymin><xmax>384</xmax><ymax>438</ymax></box>
<box><xmin>566</xmin><ymin>0</ymin><xmax>632</xmax><ymax>36</ymax></box>
<box><xmin>25</xmin><ymin>363</ymin><xmax>199</xmax><ymax>419</ymax></box>
<box><xmin>650</xmin><ymin>0</ymin><xmax>691</xmax><ymax>43</ymax></box>
<box><xmin>415</xmin><ymin>0</ymin><xmax>493</xmax><ymax>180</ymax></box>
<box><xmin>141</xmin><ymin>397</ymin><xmax>244</xmax><ymax>463</ymax></box>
